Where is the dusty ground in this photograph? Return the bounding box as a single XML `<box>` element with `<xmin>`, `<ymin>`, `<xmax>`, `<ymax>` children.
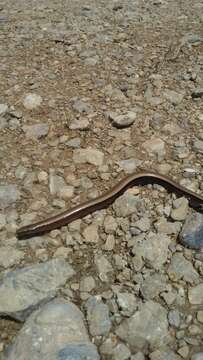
<box><xmin>0</xmin><ymin>0</ymin><xmax>203</xmax><ymax>359</ymax></box>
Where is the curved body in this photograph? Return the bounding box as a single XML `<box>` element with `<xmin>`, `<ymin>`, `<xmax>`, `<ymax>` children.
<box><xmin>16</xmin><ymin>171</ymin><xmax>203</xmax><ymax>239</ymax></box>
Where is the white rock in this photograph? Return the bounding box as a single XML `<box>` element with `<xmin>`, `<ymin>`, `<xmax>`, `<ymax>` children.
<box><xmin>23</xmin><ymin>93</ymin><xmax>42</xmax><ymax>109</ymax></box>
<box><xmin>73</xmin><ymin>147</ymin><xmax>104</xmax><ymax>166</ymax></box>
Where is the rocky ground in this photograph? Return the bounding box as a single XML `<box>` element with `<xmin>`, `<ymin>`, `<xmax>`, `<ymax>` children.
<box><xmin>0</xmin><ymin>0</ymin><xmax>203</xmax><ymax>359</ymax></box>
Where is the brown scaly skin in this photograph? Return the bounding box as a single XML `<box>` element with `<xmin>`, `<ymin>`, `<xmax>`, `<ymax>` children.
<box><xmin>16</xmin><ymin>171</ymin><xmax>203</xmax><ymax>240</ymax></box>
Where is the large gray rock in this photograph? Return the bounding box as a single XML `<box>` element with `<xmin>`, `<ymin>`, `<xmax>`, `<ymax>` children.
<box><xmin>116</xmin><ymin>301</ymin><xmax>170</xmax><ymax>350</ymax></box>
<box><xmin>167</xmin><ymin>253</ymin><xmax>199</xmax><ymax>285</ymax></box>
<box><xmin>179</xmin><ymin>213</ymin><xmax>203</xmax><ymax>250</ymax></box>
<box><xmin>4</xmin><ymin>299</ymin><xmax>100</xmax><ymax>360</ymax></box>
<box><xmin>0</xmin><ymin>259</ymin><xmax>75</xmax><ymax>320</ymax></box>
<box><xmin>86</xmin><ymin>296</ymin><xmax>111</xmax><ymax>336</ymax></box>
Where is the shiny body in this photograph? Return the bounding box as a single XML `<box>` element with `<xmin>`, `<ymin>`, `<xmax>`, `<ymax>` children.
<box><xmin>16</xmin><ymin>171</ymin><xmax>203</xmax><ymax>239</ymax></box>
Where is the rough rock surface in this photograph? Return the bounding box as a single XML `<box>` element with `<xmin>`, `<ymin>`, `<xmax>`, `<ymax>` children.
<box><xmin>0</xmin><ymin>259</ymin><xmax>75</xmax><ymax>320</ymax></box>
<box><xmin>116</xmin><ymin>301</ymin><xmax>170</xmax><ymax>350</ymax></box>
<box><xmin>4</xmin><ymin>299</ymin><xmax>100</xmax><ymax>360</ymax></box>
<box><xmin>0</xmin><ymin>0</ymin><xmax>203</xmax><ymax>358</ymax></box>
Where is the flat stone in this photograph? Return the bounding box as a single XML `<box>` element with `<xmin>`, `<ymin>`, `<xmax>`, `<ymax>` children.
<box><xmin>4</xmin><ymin>299</ymin><xmax>100</xmax><ymax>360</ymax></box>
<box><xmin>83</xmin><ymin>224</ymin><xmax>99</xmax><ymax>243</ymax></box>
<box><xmin>168</xmin><ymin>309</ymin><xmax>181</xmax><ymax>328</ymax></box>
<box><xmin>163</xmin><ymin>89</ymin><xmax>184</xmax><ymax>105</ymax></box>
<box><xmin>38</xmin><ymin>171</ymin><xmax>48</xmax><ymax>183</ymax></box>
<box><xmin>160</xmin><ymin>290</ymin><xmax>177</xmax><ymax>306</ymax></box>
<box><xmin>142</xmin><ymin>137</ymin><xmax>165</xmax><ymax>157</ymax></box>
<box><xmin>23</xmin><ymin>93</ymin><xmax>42</xmax><ymax>109</ymax></box>
<box><xmin>80</xmin><ymin>276</ymin><xmax>96</xmax><ymax>292</ymax></box>
<box><xmin>0</xmin><ymin>103</ymin><xmax>8</xmax><ymax>115</ymax></box>
<box><xmin>177</xmin><ymin>345</ymin><xmax>189</xmax><ymax>358</ymax></box>
<box><xmin>108</xmin><ymin>111</ymin><xmax>136</xmax><ymax>128</ymax></box>
<box><xmin>133</xmin><ymin>217</ymin><xmax>151</xmax><ymax>232</ymax></box>
<box><xmin>95</xmin><ymin>255</ymin><xmax>113</xmax><ymax>282</ymax></box>
<box><xmin>116</xmin><ymin>301</ymin><xmax>170</xmax><ymax>350</ymax></box>
<box><xmin>170</xmin><ymin>197</ymin><xmax>189</xmax><ymax>221</ymax></box>
<box><xmin>157</xmin><ymin>163</ymin><xmax>172</xmax><ymax>175</ymax></box>
<box><xmin>15</xmin><ymin>165</ymin><xmax>27</xmax><ymax>180</ymax></box>
<box><xmin>0</xmin><ymin>246</ymin><xmax>24</xmax><ymax>268</ymax></box>
<box><xmin>116</xmin><ymin>292</ymin><xmax>138</xmax><ymax>316</ymax></box>
<box><xmin>99</xmin><ymin>337</ymin><xmax>117</xmax><ymax>356</ymax></box>
<box><xmin>86</xmin><ymin>296</ymin><xmax>111</xmax><ymax>336</ymax></box>
<box><xmin>191</xmin><ymin>353</ymin><xmax>203</xmax><ymax>360</ymax></box>
<box><xmin>140</xmin><ymin>273</ymin><xmax>168</xmax><ymax>300</ymax></box>
<box><xmin>69</xmin><ymin>118</ymin><xmax>90</xmax><ymax>130</ymax></box>
<box><xmin>48</xmin><ymin>344</ymin><xmax>100</xmax><ymax>360</ymax></box>
<box><xmin>118</xmin><ymin>158</ymin><xmax>142</xmax><ymax>173</ymax></box>
<box><xmin>167</xmin><ymin>253</ymin><xmax>199</xmax><ymax>284</ymax></box>
<box><xmin>49</xmin><ymin>174</ymin><xmax>74</xmax><ymax>199</ymax></box>
<box><xmin>112</xmin><ymin>343</ymin><xmax>131</xmax><ymax>360</ymax></box>
<box><xmin>23</xmin><ymin>123</ymin><xmax>49</xmax><ymax>139</ymax></box>
<box><xmin>188</xmin><ymin>284</ymin><xmax>203</xmax><ymax>305</ymax></box>
<box><xmin>103</xmin><ymin>234</ymin><xmax>115</xmax><ymax>251</ymax></box>
<box><xmin>72</xmin><ymin>98</ymin><xmax>93</xmax><ymax>113</ymax></box>
<box><xmin>103</xmin><ymin>215</ymin><xmax>118</xmax><ymax>234</ymax></box>
<box><xmin>150</xmin><ymin>349</ymin><xmax>182</xmax><ymax>360</ymax></box>
<box><xmin>131</xmin><ymin>352</ymin><xmax>145</xmax><ymax>360</ymax></box>
<box><xmin>0</xmin><ymin>117</ymin><xmax>8</xmax><ymax>129</ymax></box>
<box><xmin>0</xmin><ymin>184</ymin><xmax>21</xmax><ymax>209</ymax></box>
<box><xmin>135</xmin><ymin>232</ymin><xmax>171</xmax><ymax>270</ymax></box>
<box><xmin>162</xmin><ymin>123</ymin><xmax>182</xmax><ymax>135</ymax></box>
<box><xmin>113</xmin><ymin>193</ymin><xmax>140</xmax><ymax>217</ymax></box>
<box><xmin>154</xmin><ymin>217</ymin><xmax>181</xmax><ymax>235</ymax></box>
<box><xmin>65</xmin><ymin>137</ymin><xmax>81</xmax><ymax>148</ymax></box>
<box><xmin>53</xmin><ymin>247</ymin><xmax>72</xmax><ymax>259</ymax></box>
<box><xmin>49</xmin><ymin>174</ymin><xmax>66</xmax><ymax>195</ymax></box>
<box><xmin>73</xmin><ymin>147</ymin><xmax>104</xmax><ymax>166</ymax></box>
<box><xmin>58</xmin><ymin>185</ymin><xmax>74</xmax><ymax>200</ymax></box>
<box><xmin>179</xmin><ymin>213</ymin><xmax>203</xmax><ymax>250</ymax></box>
<box><xmin>188</xmin><ymin>324</ymin><xmax>201</xmax><ymax>335</ymax></box>
<box><xmin>0</xmin><ymin>259</ymin><xmax>75</xmax><ymax>320</ymax></box>
<box><xmin>104</xmin><ymin>84</ymin><xmax>126</xmax><ymax>101</ymax></box>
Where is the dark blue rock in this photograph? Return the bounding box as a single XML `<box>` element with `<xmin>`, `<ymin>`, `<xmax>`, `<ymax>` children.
<box><xmin>179</xmin><ymin>213</ymin><xmax>203</xmax><ymax>249</ymax></box>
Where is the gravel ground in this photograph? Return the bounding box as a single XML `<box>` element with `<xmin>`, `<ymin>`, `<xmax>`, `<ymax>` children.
<box><xmin>0</xmin><ymin>0</ymin><xmax>203</xmax><ymax>359</ymax></box>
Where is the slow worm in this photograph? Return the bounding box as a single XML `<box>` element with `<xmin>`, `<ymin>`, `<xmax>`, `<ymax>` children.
<box><xmin>16</xmin><ymin>171</ymin><xmax>203</xmax><ymax>239</ymax></box>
